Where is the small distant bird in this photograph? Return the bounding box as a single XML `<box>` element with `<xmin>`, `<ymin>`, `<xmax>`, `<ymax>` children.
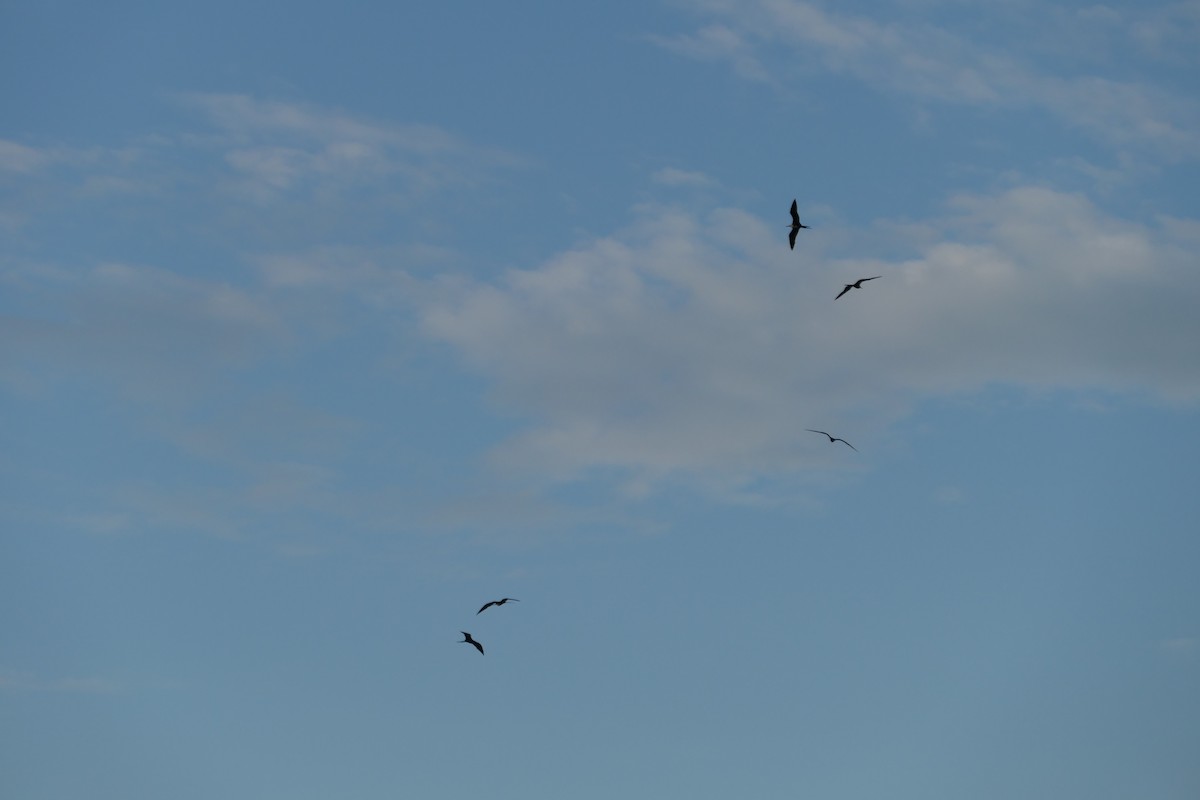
<box><xmin>807</xmin><ymin>429</ymin><xmax>858</xmax><ymax>452</ymax></box>
<box><xmin>477</xmin><ymin>598</ymin><xmax>519</xmax><ymax>615</ymax></box>
<box><xmin>460</xmin><ymin>631</ymin><xmax>484</xmax><ymax>655</ymax></box>
<box><xmin>834</xmin><ymin>276</ymin><xmax>881</xmax><ymax>300</ymax></box>
<box><xmin>788</xmin><ymin>199</ymin><xmax>809</xmax><ymax>250</ymax></box>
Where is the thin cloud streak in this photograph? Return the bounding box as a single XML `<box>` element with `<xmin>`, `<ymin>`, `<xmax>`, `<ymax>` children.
<box><xmin>0</xmin><ymin>671</ymin><xmax>118</xmax><ymax>694</ymax></box>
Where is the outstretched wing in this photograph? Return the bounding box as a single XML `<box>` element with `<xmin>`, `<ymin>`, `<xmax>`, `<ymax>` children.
<box><xmin>789</xmin><ymin>226</ymin><xmax>799</xmax><ymax>250</ymax></box>
<box><xmin>790</xmin><ymin>199</ymin><xmax>800</xmax><ymax>226</ymax></box>
<box><xmin>477</xmin><ymin>601</ymin><xmax>496</xmax><ymax>614</ymax></box>
<box><xmin>834</xmin><ymin>285</ymin><xmax>852</xmax><ymax>300</ymax></box>
<box><xmin>834</xmin><ymin>438</ymin><xmax>858</xmax><ymax>452</ymax></box>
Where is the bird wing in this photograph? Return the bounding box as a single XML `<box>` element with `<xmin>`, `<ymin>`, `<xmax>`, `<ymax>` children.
<box><xmin>834</xmin><ymin>285</ymin><xmax>851</xmax><ymax>300</ymax></box>
<box><xmin>472</xmin><ymin>640</ymin><xmax>484</xmax><ymax>655</ymax></box>
<box><xmin>477</xmin><ymin>601</ymin><xmax>496</xmax><ymax>614</ymax></box>
<box><xmin>790</xmin><ymin>199</ymin><xmax>800</xmax><ymax>226</ymax></box>
<box><xmin>806</xmin><ymin>429</ymin><xmax>831</xmax><ymax>440</ymax></box>
<box><xmin>834</xmin><ymin>438</ymin><xmax>858</xmax><ymax>452</ymax></box>
<box><xmin>789</xmin><ymin>227</ymin><xmax>799</xmax><ymax>249</ymax></box>
<box><xmin>862</xmin><ymin>276</ymin><xmax>881</xmax><ymax>283</ymax></box>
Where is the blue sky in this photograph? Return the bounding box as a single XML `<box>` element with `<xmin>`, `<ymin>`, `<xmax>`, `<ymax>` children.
<box><xmin>3</xmin><ymin>1</ymin><xmax>1199</xmax><ymax>797</ymax></box>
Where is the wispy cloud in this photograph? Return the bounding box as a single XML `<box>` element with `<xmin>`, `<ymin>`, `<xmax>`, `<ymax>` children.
<box><xmin>2</xmin><ymin>95</ymin><xmax>522</xmax><ymax>247</ymax></box>
<box><xmin>422</xmin><ymin>186</ymin><xmax>1200</xmax><ymax>488</ymax></box>
<box><xmin>0</xmin><ymin>139</ymin><xmax>55</xmax><ymax>173</ymax></box>
<box><xmin>176</xmin><ymin>93</ymin><xmax>522</xmax><ymax>203</ymax></box>
<box><xmin>651</xmin><ymin>167</ymin><xmax>719</xmax><ymax>188</ymax></box>
<box><xmin>655</xmin><ymin>0</ymin><xmax>1200</xmax><ymax>158</ymax></box>
<box><xmin>1160</xmin><ymin>637</ymin><xmax>1198</xmax><ymax>658</ymax></box>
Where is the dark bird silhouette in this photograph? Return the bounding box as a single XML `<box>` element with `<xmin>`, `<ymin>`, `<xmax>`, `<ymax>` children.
<box><xmin>788</xmin><ymin>199</ymin><xmax>809</xmax><ymax>250</ymax></box>
<box><xmin>834</xmin><ymin>276</ymin><xmax>881</xmax><ymax>300</ymax></box>
<box><xmin>460</xmin><ymin>631</ymin><xmax>484</xmax><ymax>655</ymax></box>
<box><xmin>807</xmin><ymin>429</ymin><xmax>858</xmax><ymax>452</ymax></box>
<box><xmin>477</xmin><ymin>598</ymin><xmax>519</xmax><ymax>615</ymax></box>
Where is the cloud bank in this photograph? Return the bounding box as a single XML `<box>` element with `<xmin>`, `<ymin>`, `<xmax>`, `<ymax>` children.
<box><xmin>422</xmin><ymin>187</ymin><xmax>1200</xmax><ymax>483</ymax></box>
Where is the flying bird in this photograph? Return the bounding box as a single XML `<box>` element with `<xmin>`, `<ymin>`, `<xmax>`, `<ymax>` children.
<box><xmin>806</xmin><ymin>429</ymin><xmax>858</xmax><ymax>452</ymax></box>
<box><xmin>788</xmin><ymin>199</ymin><xmax>809</xmax><ymax>250</ymax></box>
<box><xmin>460</xmin><ymin>631</ymin><xmax>485</xmax><ymax>655</ymax></box>
<box><xmin>834</xmin><ymin>276</ymin><xmax>881</xmax><ymax>300</ymax></box>
<box><xmin>477</xmin><ymin>598</ymin><xmax>519</xmax><ymax>614</ymax></box>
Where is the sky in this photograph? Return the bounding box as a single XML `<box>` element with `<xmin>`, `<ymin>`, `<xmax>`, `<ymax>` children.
<box><xmin>2</xmin><ymin>1</ymin><xmax>1199</xmax><ymax>797</ymax></box>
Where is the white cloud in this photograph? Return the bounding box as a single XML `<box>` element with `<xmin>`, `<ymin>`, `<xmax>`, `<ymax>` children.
<box><xmin>421</xmin><ymin>187</ymin><xmax>1200</xmax><ymax>487</ymax></box>
<box><xmin>657</xmin><ymin>0</ymin><xmax>1200</xmax><ymax>158</ymax></box>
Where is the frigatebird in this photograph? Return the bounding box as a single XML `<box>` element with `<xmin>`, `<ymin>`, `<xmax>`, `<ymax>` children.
<box><xmin>834</xmin><ymin>276</ymin><xmax>881</xmax><ymax>300</ymax></box>
<box><xmin>460</xmin><ymin>631</ymin><xmax>485</xmax><ymax>655</ymax></box>
<box><xmin>477</xmin><ymin>598</ymin><xmax>519</xmax><ymax>615</ymax></box>
<box><xmin>806</xmin><ymin>429</ymin><xmax>858</xmax><ymax>452</ymax></box>
<box><xmin>788</xmin><ymin>199</ymin><xmax>809</xmax><ymax>250</ymax></box>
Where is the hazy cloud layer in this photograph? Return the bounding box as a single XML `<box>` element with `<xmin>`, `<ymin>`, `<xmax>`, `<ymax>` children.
<box><xmin>1</xmin><ymin>260</ymin><xmax>285</xmax><ymax>401</ymax></box>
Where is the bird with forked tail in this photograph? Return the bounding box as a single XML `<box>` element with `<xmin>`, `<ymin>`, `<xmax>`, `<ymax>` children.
<box><xmin>459</xmin><ymin>631</ymin><xmax>484</xmax><ymax>655</ymax></box>
<box><xmin>835</xmin><ymin>276</ymin><xmax>881</xmax><ymax>300</ymax></box>
<box><xmin>788</xmin><ymin>199</ymin><xmax>809</xmax><ymax>250</ymax></box>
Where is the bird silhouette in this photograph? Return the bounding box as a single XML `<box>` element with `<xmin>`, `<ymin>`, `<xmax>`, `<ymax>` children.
<box><xmin>788</xmin><ymin>199</ymin><xmax>809</xmax><ymax>250</ymax></box>
<box><xmin>806</xmin><ymin>429</ymin><xmax>858</xmax><ymax>452</ymax></box>
<box><xmin>834</xmin><ymin>276</ymin><xmax>881</xmax><ymax>300</ymax></box>
<box><xmin>460</xmin><ymin>631</ymin><xmax>484</xmax><ymax>655</ymax></box>
<box><xmin>477</xmin><ymin>598</ymin><xmax>519</xmax><ymax>615</ymax></box>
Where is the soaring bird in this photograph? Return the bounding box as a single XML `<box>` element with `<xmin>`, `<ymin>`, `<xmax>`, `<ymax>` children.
<box><xmin>477</xmin><ymin>598</ymin><xmax>519</xmax><ymax>615</ymax></box>
<box><xmin>834</xmin><ymin>276</ymin><xmax>881</xmax><ymax>300</ymax></box>
<box><xmin>460</xmin><ymin>631</ymin><xmax>484</xmax><ymax>655</ymax></box>
<box><xmin>788</xmin><ymin>199</ymin><xmax>809</xmax><ymax>250</ymax></box>
<box><xmin>806</xmin><ymin>429</ymin><xmax>858</xmax><ymax>452</ymax></box>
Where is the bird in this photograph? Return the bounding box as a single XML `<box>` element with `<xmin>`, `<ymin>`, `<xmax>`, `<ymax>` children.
<box><xmin>806</xmin><ymin>429</ymin><xmax>858</xmax><ymax>452</ymax></box>
<box><xmin>477</xmin><ymin>598</ymin><xmax>519</xmax><ymax>614</ymax></box>
<box><xmin>788</xmin><ymin>199</ymin><xmax>809</xmax><ymax>250</ymax></box>
<box><xmin>834</xmin><ymin>276</ymin><xmax>881</xmax><ymax>300</ymax></box>
<box><xmin>460</xmin><ymin>631</ymin><xmax>484</xmax><ymax>655</ymax></box>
